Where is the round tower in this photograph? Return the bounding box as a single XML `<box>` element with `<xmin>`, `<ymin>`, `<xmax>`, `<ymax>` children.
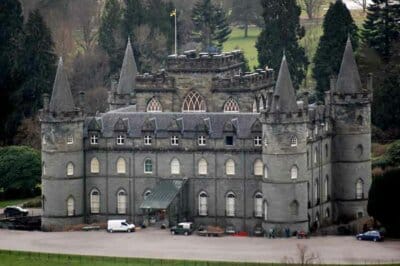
<box><xmin>261</xmin><ymin>56</ymin><xmax>309</xmax><ymax>233</ymax></box>
<box><xmin>331</xmin><ymin>38</ymin><xmax>372</xmax><ymax>222</ymax></box>
<box><xmin>40</xmin><ymin>58</ymin><xmax>85</xmax><ymax>231</ymax></box>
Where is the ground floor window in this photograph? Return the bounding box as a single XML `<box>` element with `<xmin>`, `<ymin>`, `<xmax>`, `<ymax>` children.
<box><xmin>117</xmin><ymin>190</ymin><xmax>127</xmax><ymax>214</ymax></box>
<box><xmin>67</xmin><ymin>197</ymin><xmax>74</xmax><ymax>216</ymax></box>
<box><xmin>90</xmin><ymin>189</ymin><xmax>100</xmax><ymax>214</ymax></box>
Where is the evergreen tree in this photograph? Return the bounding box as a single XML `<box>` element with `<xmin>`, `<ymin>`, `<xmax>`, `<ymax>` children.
<box><xmin>99</xmin><ymin>0</ymin><xmax>123</xmax><ymax>77</ymax></box>
<box><xmin>18</xmin><ymin>9</ymin><xmax>57</xmax><ymax>117</ymax></box>
<box><xmin>256</xmin><ymin>0</ymin><xmax>308</xmax><ymax>89</ymax></box>
<box><xmin>362</xmin><ymin>0</ymin><xmax>400</xmax><ymax>62</ymax></box>
<box><xmin>191</xmin><ymin>0</ymin><xmax>232</xmax><ymax>50</ymax></box>
<box><xmin>313</xmin><ymin>0</ymin><xmax>358</xmax><ymax>101</ymax></box>
<box><xmin>0</xmin><ymin>0</ymin><xmax>24</xmax><ymax>144</ymax></box>
<box><xmin>122</xmin><ymin>0</ymin><xmax>145</xmax><ymax>40</ymax></box>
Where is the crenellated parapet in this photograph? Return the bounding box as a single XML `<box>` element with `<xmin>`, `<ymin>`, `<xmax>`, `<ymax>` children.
<box><xmin>331</xmin><ymin>91</ymin><xmax>372</xmax><ymax>105</ymax></box>
<box><xmin>135</xmin><ymin>72</ymin><xmax>176</xmax><ymax>92</ymax></box>
<box><xmin>211</xmin><ymin>69</ymin><xmax>275</xmax><ymax>92</ymax></box>
<box><xmin>166</xmin><ymin>50</ymin><xmax>244</xmax><ymax>73</ymax></box>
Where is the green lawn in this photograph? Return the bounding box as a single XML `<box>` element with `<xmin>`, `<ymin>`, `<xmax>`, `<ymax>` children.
<box><xmin>0</xmin><ymin>197</ymin><xmax>39</xmax><ymax>208</ymax></box>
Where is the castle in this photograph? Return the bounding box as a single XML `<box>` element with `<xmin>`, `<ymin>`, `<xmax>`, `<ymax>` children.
<box><xmin>40</xmin><ymin>37</ymin><xmax>372</xmax><ymax>233</ymax></box>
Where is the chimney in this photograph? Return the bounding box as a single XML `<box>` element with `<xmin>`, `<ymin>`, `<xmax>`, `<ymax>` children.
<box><xmin>43</xmin><ymin>93</ymin><xmax>50</xmax><ymax>112</ymax></box>
<box><xmin>367</xmin><ymin>73</ymin><xmax>373</xmax><ymax>91</ymax></box>
<box><xmin>303</xmin><ymin>92</ymin><xmax>309</xmax><ymax>110</ymax></box>
<box><xmin>79</xmin><ymin>91</ymin><xmax>85</xmax><ymax>110</ymax></box>
<box><xmin>330</xmin><ymin>76</ymin><xmax>337</xmax><ymax>91</ymax></box>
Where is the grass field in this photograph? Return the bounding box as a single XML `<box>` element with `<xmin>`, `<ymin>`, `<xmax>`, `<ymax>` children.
<box><xmin>0</xmin><ymin>197</ymin><xmax>39</xmax><ymax>208</ymax></box>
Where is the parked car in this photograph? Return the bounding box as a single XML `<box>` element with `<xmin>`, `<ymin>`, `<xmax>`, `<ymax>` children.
<box><xmin>3</xmin><ymin>206</ymin><xmax>28</xmax><ymax>217</ymax></box>
<box><xmin>107</xmin><ymin>220</ymin><xmax>135</xmax><ymax>233</ymax></box>
<box><xmin>170</xmin><ymin>222</ymin><xmax>194</xmax><ymax>235</ymax></box>
<box><xmin>356</xmin><ymin>230</ymin><xmax>384</xmax><ymax>242</ymax></box>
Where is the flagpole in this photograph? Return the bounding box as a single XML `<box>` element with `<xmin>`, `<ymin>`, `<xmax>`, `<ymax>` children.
<box><xmin>174</xmin><ymin>10</ymin><xmax>177</xmax><ymax>55</ymax></box>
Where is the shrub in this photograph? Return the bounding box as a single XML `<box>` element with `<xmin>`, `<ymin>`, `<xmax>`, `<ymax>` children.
<box><xmin>387</xmin><ymin>140</ymin><xmax>400</xmax><ymax>166</ymax></box>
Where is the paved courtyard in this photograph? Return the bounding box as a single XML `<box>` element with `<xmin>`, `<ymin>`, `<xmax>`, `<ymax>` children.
<box><xmin>0</xmin><ymin>228</ymin><xmax>399</xmax><ymax>264</ymax></box>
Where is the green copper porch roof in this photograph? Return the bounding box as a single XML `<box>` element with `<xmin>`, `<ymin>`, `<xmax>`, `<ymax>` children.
<box><xmin>140</xmin><ymin>179</ymin><xmax>186</xmax><ymax>209</ymax></box>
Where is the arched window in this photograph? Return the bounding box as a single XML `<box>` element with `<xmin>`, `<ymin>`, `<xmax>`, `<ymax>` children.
<box><xmin>171</xmin><ymin>158</ymin><xmax>180</xmax><ymax>175</ymax></box>
<box><xmin>223</xmin><ymin>98</ymin><xmax>240</xmax><ymax>112</ymax></box>
<box><xmin>90</xmin><ymin>189</ymin><xmax>100</xmax><ymax>214</ymax></box>
<box><xmin>199</xmin><ymin>191</ymin><xmax>208</xmax><ymax>216</ymax></box>
<box><xmin>252</xmin><ymin>99</ymin><xmax>258</xmax><ymax>113</ymax></box>
<box><xmin>356</xmin><ymin>179</ymin><xmax>364</xmax><ymax>199</ymax></box>
<box><xmin>182</xmin><ymin>90</ymin><xmax>206</xmax><ymax>112</ymax></box>
<box><xmin>67</xmin><ymin>196</ymin><xmax>75</xmax><ymax>216</ymax></box>
<box><xmin>198</xmin><ymin>158</ymin><xmax>208</xmax><ymax>175</ymax></box>
<box><xmin>290</xmin><ymin>136</ymin><xmax>298</xmax><ymax>147</ymax></box>
<box><xmin>323</xmin><ymin>175</ymin><xmax>329</xmax><ymax>202</ymax></box>
<box><xmin>290</xmin><ymin>200</ymin><xmax>299</xmax><ymax>216</ymax></box>
<box><xmin>146</xmin><ymin>97</ymin><xmax>162</xmax><ymax>112</ymax></box>
<box><xmin>264</xmin><ymin>166</ymin><xmax>268</xmax><ymax>179</ymax></box>
<box><xmin>226</xmin><ymin>192</ymin><xmax>235</xmax><ymax>217</ymax></box>
<box><xmin>144</xmin><ymin>159</ymin><xmax>153</xmax><ymax>174</ymax></box>
<box><xmin>356</xmin><ymin>144</ymin><xmax>363</xmax><ymax>157</ymax></box>
<box><xmin>325</xmin><ymin>207</ymin><xmax>330</xmax><ymax>218</ymax></box>
<box><xmin>264</xmin><ymin>201</ymin><xmax>268</xmax><ymax>220</ymax></box>
<box><xmin>117</xmin><ymin>190</ymin><xmax>127</xmax><ymax>214</ymax></box>
<box><xmin>325</xmin><ymin>143</ymin><xmax>329</xmax><ymax>158</ymax></box>
<box><xmin>254</xmin><ymin>159</ymin><xmax>263</xmax><ymax>176</ymax></box>
<box><xmin>117</xmin><ymin>158</ymin><xmax>126</xmax><ymax>174</ymax></box>
<box><xmin>254</xmin><ymin>193</ymin><xmax>263</xmax><ymax>217</ymax></box>
<box><xmin>143</xmin><ymin>189</ymin><xmax>152</xmax><ymax>200</ymax></box>
<box><xmin>314</xmin><ymin>178</ymin><xmax>319</xmax><ymax>204</ymax></box>
<box><xmin>314</xmin><ymin>147</ymin><xmax>318</xmax><ymax>163</ymax></box>
<box><xmin>67</xmin><ymin>162</ymin><xmax>74</xmax><ymax>176</ymax></box>
<box><xmin>90</xmin><ymin>158</ymin><xmax>100</xmax><ymax>174</ymax></box>
<box><xmin>226</xmin><ymin>159</ymin><xmax>235</xmax><ymax>175</ymax></box>
<box><xmin>291</xmin><ymin>165</ymin><xmax>298</xmax><ymax>179</ymax></box>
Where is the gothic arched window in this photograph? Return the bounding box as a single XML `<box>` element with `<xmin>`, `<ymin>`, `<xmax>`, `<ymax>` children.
<box><xmin>117</xmin><ymin>190</ymin><xmax>127</xmax><ymax>214</ymax></box>
<box><xmin>226</xmin><ymin>192</ymin><xmax>236</xmax><ymax>217</ymax></box>
<box><xmin>226</xmin><ymin>159</ymin><xmax>235</xmax><ymax>175</ymax></box>
<box><xmin>198</xmin><ymin>158</ymin><xmax>208</xmax><ymax>175</ymax></box>
<box><xmin>90</xmin><ymin>189</ymin><xmax>100</xmax><ymax>214</ymax></box>
<box><xmin>223</xmin><ymin>98</ymin><xmax>240</xmax><ymax>112</ymax></box>
<box><xmin>146</xmin><ymin>98</ymin><xmax>163</xmax><ymax>112</ymax></box>
<box><xmin>90</xmin><ymin>158</ymin><xmax>100</xmax><ymax>174</ymax></box>
<box><xmin>67</xmin><ymin>196</ymin><xmax>75</xmax><ymax>216</ymax></box>
<box><xmin>117</xmin><ymin>158</ymin><xmax>126</xmax><ymax>174</ymax></box>
<box><xmin>254</xmin><ymin>159</ymin><xmax>263</xmax><ymax>176</ymax></box>
<box><xmin>254</xmin><ymin>193</ymin><xmax>263</xmax><ymax>217</ymax></box>
<box><xmin>199</xmin><ymin>191</ymin><xmax>208</xmax><ymax>216</ymax></box>
<box><xmin>182</xmin><ymin>90</ymin><xmax>206</xmax><ymax>112</ymax></box>
<box><xmin>67</xmin><ymin>162</ymin><xmax>74</xmax><ymax>176</ymax></box>
<box><xmin>291</xmin><ymin>165</ymin><xmax>298</xmax><ymax>179</ymax></box>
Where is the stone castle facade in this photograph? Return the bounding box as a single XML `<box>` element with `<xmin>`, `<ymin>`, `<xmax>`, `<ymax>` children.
<box><xmin>40</xmin><ymin>38</ymin><xmax>372</xmax><ymax>233</ymax></box>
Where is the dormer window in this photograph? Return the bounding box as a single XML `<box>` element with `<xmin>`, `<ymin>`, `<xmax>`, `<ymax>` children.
<box><xmin>198</xmin><ymin>136</ymin><xmax>206</xmax><ymax>146</ymax></box>
<box><xmin>144</xmin><ymin>135</ymin><xmax>152</xmax><ymax>146</ymax></box>
<box><xmin>225</xmin><ymin>136</ymin><xmax>234</xmax><ymax>146</ymax></box>
<box><xmin>254</xmin><ymin>136</ymin><xmax>262</xmax><ymax>147</ymax></box>
<box><xmin>290</xmin><ymin>136</ymin><xmax>297</xmax><ymax>147</ymax></box>
<box><xmin>67</xmin><ymin>135</ymin><xmax>74</xmax><ymax>145</ymax></box>
<box><xmin>171</xmin><ymin>136</ymin><xmax>179</xmax><ymax>146</ymax></box>
<box><xmin>90</xmin><ymin>135</ymin><xmax>98</xmax><ymax>145</ymax></box>
<box><xmin>117</xmin><ymin>135</ymin><xmax>125</xmax><ymax>145</ymax></box>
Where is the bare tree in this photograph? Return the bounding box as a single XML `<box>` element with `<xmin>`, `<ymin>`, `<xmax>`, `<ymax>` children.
<box><xmin>299</xmin><ymin>0</ymin><xmax>325</xmax><ymax>19</ymax></box>
<box><xmin>13</xmin><ymin>117</ymin><xmax>41</xmax><ymax>150</ymax></box>
<box><xmin>349</xmin><ymin>0</ymin><xmax>368</xmax><ymax>13</ymax></box>
<box><xmin>282</xmin><ymin>244</ymin><xmax>321</xmax><ymax>265</ymax></box>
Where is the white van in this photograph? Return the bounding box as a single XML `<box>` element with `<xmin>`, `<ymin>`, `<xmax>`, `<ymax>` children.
<box><xmin>107</xmin><ymin>220</ymin><xmax>135</xmax><ymax>233</ymax></box>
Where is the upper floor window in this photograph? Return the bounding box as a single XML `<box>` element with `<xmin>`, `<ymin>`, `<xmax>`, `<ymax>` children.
<box><xmin>171</xmin><ymin>136</ymin><xmax>179</xmax><ymax>146</ymax></box>
<box><xmin>356</xmin><ymin>179</ymin><xmax>364</xmax><ymax>199</ymax></box>
<box><xmin>264</xmin><ymin>166</ymin><xmax>269</xmax><ymax>179</ymax></box>
<box><xmin>117</xmin><ymin>190</ymin><xmax>127</xmax><ymax>214</ymax></box>
<box><xmin>325</xmin><ymin>143</ymin><xmax>329</xmax><ymax>158</ymax></box>
<box><xmin>226</xmin><ymin>192</ymin><xmax>236</xmax><ymax>217</ymax></box>
<box><xmin>315</xmin><ymin>125</ymin><xmax>318</xmax><ymax>136</ymax></box>
<box><xmin>67</xmin><ymin>196</ymin><xmax>75</xmax><ymax>216</ymax></box>
<box><xmin>254</xmin><ymin>159</ymin><xmax>263</xmax><ymax>176</ymax></box>
<box><xmin>323</xmin><ymin>175</ymin><xmax>329</xmax><ymax>202</ymax></box>
<box><xmin>90</xmin><ymin>134</ymin><xmax>98</xmax><ymax>145</ymax></box>
<box><xmin>67</xmin><ymin>135</ymin><xmax>74</xmax><ymax>145</ymax></box>
<box><xmin>67</xmin><ymin>162</ymin><xmax>74</xmax><ymax>176</ymax></box>
<box><xmin>254</xmin><ymin>193</ymin><xmax>263</xmax><ymax>217</ymax></box>
<box><xmin>252</xmin><ymin>99</ymin><xmax>258</xmax><ymax>113</ymax></box>
<box><xmin>225</xmin><ymin>136</ymin><xmax>234</xmax><ymax>146</ymax></box>
<box><xmin>90</xmin><ymin>158</ymin><xmax>100</xmax><ymax>174</ymax></box>
<box><xmin>290</xmin><ymin>136</ymin><xmax>297</xmax><ymax>147</ymax></box>
<box><xmin>144</xmin><ymin>135</ymin><xmax>152</xmax><ymax>146</ymax></box>
<box><xmin>182</xmin><ymin>90</ymin><xmax>206</xmax><ymax>112</ymax></box>
<box><xmin>90</xmin><ymin>189</ymin><xmax>100</xmax><ymax>214</ymax></box>
<box><xmin>290</xmin><ymin>165</ymin><xmax>298</xmax><ymax>179</ymax></box>
<box><xmin>199</xmin><ymin>191</ymin><xmax>208</xmax><ymax>216</ymax></box>
<box><xmin>146</xmin><ymin>97</ymin><xmax>162</xmax><ymax>112</ymax></box>
<box><xmin>314</xmin><ymin>178</ymin><xmax>319</xmax><ymax>203</ymax></box>
<box><xmin>171</xmin><ymin>158</ymin><xmax>180</xmax><ymax>175</ymax></box>
<box><xmin>254</xmin><ymin>136</ymin><xmax>262</xmax><ymax>147</ymax></box>
<box><xmin>117</xmin><ymin>135</ymin><xmax>125</xmax><ymax>145</ymax></box>
<box><xmin>314</xmin><ymin>147</ymin><xmax>318</xmax><ymax>163</ymax></box>
<box><xmin>144</xmin><ymin>159</ymin><xmax>153</xmax><ymax>174</ymax></box>
<box><xmin>325</xmin><ymin>121</ymin><xmax>329</xmax><ymax>131</ymax></box>
<box><xmin>226</xmin><ymin>159</ymin><xmax>235</xmax><ymax>175</ymax></box>
<box><xmin>117</xmin><ymin>158</ymin><xmax>126</xmax><ymax>174</ymax></box>
<box><xmin>198</xmin><ymin>158</ymin><xmax>208</xmax><ymax>175</ymax></box>
<box><xmin>223</xmin><ymin>98</ymin><xmax>240</xmax><ymax>112</ymax></box>
<box><xmin>198</xmin><ymin>136</ymin><xmax>206</xmax><ymax>146</ymax></box>
<box><xmin>143</xmin><ymin>189</ymin><xmax>152</xmax><ymax>200</ymax></box>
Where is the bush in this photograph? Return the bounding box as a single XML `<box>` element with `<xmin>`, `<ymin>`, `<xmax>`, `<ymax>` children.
<box><xmin>0</xmin><ymin>146</ymin><xmax>41</xmax><ymax>199</ymax></box>
<box><xmin>387</xmin><ymin>140</ymin><xmax>400</xmax><ymax>166</ymax></box>
<box><xmin>22</xmin><ymin>198</ymin><xmax>42</xmax><ymax>208</ymax></box>
<box><xmin>368</xmin><ymin>168</ymin><xmax>400</xmax><ymax>237</ymax></box>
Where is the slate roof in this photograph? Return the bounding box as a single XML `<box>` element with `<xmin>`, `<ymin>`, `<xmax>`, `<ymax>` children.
<box><xmin>49</xmin><ymin>57</ymin><xmax>75</xmax><ymax>113</ymax></box>
<box><xmin>117</xmin><ymin>38</ymin><xmax>137</xmax><ymax>95</ymax></box>
<box><xmin>336</xmin><ymin>37</ymin><xmax>362</xmax><ymax>94</ymax></box>
<box><xmin>85</xmin><ymin>112</ymin><xmax>261</xmax><ymax>139</ymax></box>
<box><xmin>140</xmin><ymin>179</ymin><xmax>186</xmax><ymax>209</ymax></box>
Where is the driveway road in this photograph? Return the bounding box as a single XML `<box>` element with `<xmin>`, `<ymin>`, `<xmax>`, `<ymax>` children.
<box><xmin>0</xmin><ymin>229</ymin><xmax>399</xmax><ymax>264</ymax></box>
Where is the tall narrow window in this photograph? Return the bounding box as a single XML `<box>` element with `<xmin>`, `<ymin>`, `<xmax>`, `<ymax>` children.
<box><xmin>182</xmin><ymin>90</ymin><xmax>206</xmax><ymax>112</ymax></box>
<box><xmin>290</xmin><ymin>200</ymin><xmax>299</xmax><ymax>216</ymax></box>
<box><xmin>226</xmin><ymin>159</ymin><xmax>235</xmax><ymax>175</ymax></box>
<box><xmin>117</xmin><ymin>158</ymin><xmax>126</xmax><ymax>174</ymax></box>
<box><xmin>314</xmin><ymin>179</ymin><xmax>319</xmax><ymax>204</ymax></box>
<box><xmin>117</xmin><ymin>190</ymin><xmax>127</xmax><ymax>214</ymax></box>
<box><xmin>171</xmin><ymin>158</ymin><xmax>180</xmax><ymax>175</ymax></box>
<box><xmin>291</xmin><ymin>165</ymin><xmax>298</xmax><ymax>179</ymax></box>
<box><xmin>223</xmin><ymin>98</ymin><xmax>240</xmax><ymax>112</ymax></box>
<box><xmin>117</xmin><ymin>135</ymin><xmax>125</xmax><ymax>145</ymax></box>
<box><xmin>171</xmin><ymin>136</ymin><xmax>179</xmax><ymax>146</ymax></box>
<box><xmin>199</xmin><ymin>191</ymin><xmax>208</xmax><ymax>216</ymax></box>
<box><xmin>264</xmin><ymin>166</ymin><xmax>268</xmax><ymax>179</ymax></box>
<box><xmin>323</xmin><ymin>175</ymin><xmax>329</xmax><ymax>202</ymax></box>
<box><xmin>67</xmin><ymin>163</ymin><xmax>74</xmax><ymax>176</ymax></box>
<box><xmin>90</xmin><ymin>158</ymin><xmax>100</xmax><ymax>174</ymax></box>
<box><xmin>254</xmin><ymin>193</ymin><xmax>263</xmax><ymax>217</ymax></box>
<box><xmin>67</xmin><ymin>197</ymin><xmax>75</xmax><ymax>216</ymax></box>
<box><xmin>325</xmin><ymin>144</ymin><xmax>329</xmax><ymax>158</ymax></box>
<box><xmin>252</xmin><ymin>99</ymin><xmax>258</xmax><ymax>113</ymax></box>
<box><xmin>42</xmin><ymin>163</ymin><xmax>46</xmax><ymax>176</ymax></box>
<box><xmin>314</xmin><ymin>147</ymin><xmax>318</xmax><ymax>163</ymax></box>
<box><xmin>356</xmin><ymin>179</ymin><xmax>364</xmax><ymax>199</ymax></box>
<box><xmin>290</xmin><ymin>136</ymin><xmax>298</xmax><ymax>147</ymax></box>
<box><xmin>198</xmin><ymin>158</ymin><xmax>208</xmax><ymax>175</ymax></box>
<box><xmin>146</xmin><ymin>98</ymin><xmax>163</xmax><ymax>112</ymax></box>
<box><xmin>226</xmin><ymin>192</ymin><xmax>235</xmax><ymax>217</ymax></box>
<box><xmin>198</xmin><ymin>136</ymin><xmax>206</xmax><ymax>146</ymax></box>
<box><xmin>90</xmin><ymin>189</ymin><xmax>100</xmax><ymax>214</ymax></box>
<box><xmin>144</xmin><ymin>159</ymin><xmax>153</xmax><ymax>174</ymax></box>
<box><xmin>254</xmin><ymin>159</ymin><xmax>263</xmax><ymax>176</ymax></box>
<box><xmin>144</xmin><ymin>135</ymin><xmax>152</xmax><ymax>146</ymax></box>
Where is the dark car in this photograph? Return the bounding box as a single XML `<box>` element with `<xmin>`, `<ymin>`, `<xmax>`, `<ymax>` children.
<box><xmin>3</xmin><ymin>206</ymin><xmax>29</xmax><ymax>217</ymax></box>
<box><xmin>170</xmin><ymin>222</ymin><xmax>194</xmax><ymax>236</ymax></box>
<box><xmin>356</xmin><ymin>230</ymin><xmax>384</xmax><ymax>242</ymax></box>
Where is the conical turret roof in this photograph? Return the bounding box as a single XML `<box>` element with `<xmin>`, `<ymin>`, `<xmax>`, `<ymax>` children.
<box><xmin>49</xmin><ymin>57</ymin><xmax>75</xmax><ymax>113</ymax></box>
<box><xmin>336</xmin><ymin>37</ymin><xmax>362</xmax><ymax>93</ymax></box>
<box><xmin>272</xmin><ymin>55</ymin><xmax>298</xmax><ymax>113</ymax></box>
<box><xmin>117</xmin><ymin>38</ymin><xmax>138</xmax><ymax>94</ymax></box>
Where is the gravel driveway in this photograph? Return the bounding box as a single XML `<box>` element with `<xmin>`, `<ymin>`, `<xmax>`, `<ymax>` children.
<box><xmin>0</xmin><ymin>228</ymin><xmax>399</xmax><ymax>264</ymax></box>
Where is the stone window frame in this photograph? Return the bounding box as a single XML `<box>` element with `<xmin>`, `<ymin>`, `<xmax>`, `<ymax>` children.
<box><xmin>182</xmin><ymin>90</ymin><xmax>207</xmax><ymax>112</ymax></box>
<box><xmin>90</xmin><ymin>157</ymin><xmax>100</xmax><ymax>174</ymax></box>
<box><xmin>144</xmin><ymin>158</ymin><xmax>153</xmax><ymax>174</ymax></box>
<box><xmin>144</xmin><ymin>135</ymin><xmax>152</xmax><ymax>146</ymax></box>
<box><xmin>356</xmin><ymin>178</ymin><xmax>364</xmax><ymax>199</ymax></box>
<box><xmin>116</xmin><ymin>135</ymin><xmax>125</xmax><ymax>145</ymax></box>
<box><xmin>146</xmin><ymin>97</ymin><xmax>163</xmax><ymax>112</ymax></box>
<box><xmin>223</xmin><ymin>98</ymin><xmax>240</xmax><ymax>113</ymax></box>
<box><xmin>66</xmin><ymin>162</ymin><xmax>74</xmax><ymax>176</ymax></box>
<box><xmin>254</xmin><ymin>136</ymin><xmax>262</xmax><ymax>147</ymax></box>
<box><xmin>90</xmin><ymin>134</ymin><xmax>99</xmax><ymax>145</ymax></box>
<box><xmin>90</xmin><ymin>188</ymin><xmax>100</xmax><ymax>214</ymax></box>
<box><xmin>66</xmin><ymin>196</ymin><xmax>75</xmax><ymax>217</ymax></box>
<box><xmin>171</xmin><ymin>135</ymin><xmax>179</xmax><ymax>146</ymax></box>
<box><xmin>197</xmin><ymin>135</ymin><xmax>206</xmax><ymax>146</ymax></box>
<box><xmin>290</xmin><ymin>165</ymin><xmax>298</xmax><ymax>179</ymax></box>
<box><xmin>117</xmin><ymin>189</ymin><xmax>127</xmax><ymax>214</ymax></box>
<box><xmin>254</xmin><ymin>192</ymin><xmax>263</xmax><ymax>218</ymax></box>
<box><xmin>253</xmin><ymin>159</ymin><xmax>263</xmax><ymax>176</ymax></box>
<box><xmin>225</xmin><ymin>159</ymin><xmax>235</xmax><ymax>176</ymax></box>
<box><xmin>198</xmin><ymin>158</ymin><xmax>208</xmax><ymax>175</ymax></box>
<box><xmin>198</xmin><ymin>191</ymin><xmax>208</xmax><ymax>216</ymax></box>
<box><xmin>116</xmin><ymin>157</ymin><xmax>127</xmax><ymax>174</ymax></box>
<box><xmin>170</xmin><ymin>158</ymin><xmax>181</xmax><ymax>175</ymax></box>
<box><xmin>290</xmin><ymin>135</ymin><xmax>298</xmax><ymax>147</ymax></box>
<box><xmin>67</xmin><ymin>135</ymin><xmax>74</xmax><ymax>145</ymax></box>
<box><xmin>225</xmin><ymin>191</ymin><xmax>236</xmax><ymax>217</ymax></box>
